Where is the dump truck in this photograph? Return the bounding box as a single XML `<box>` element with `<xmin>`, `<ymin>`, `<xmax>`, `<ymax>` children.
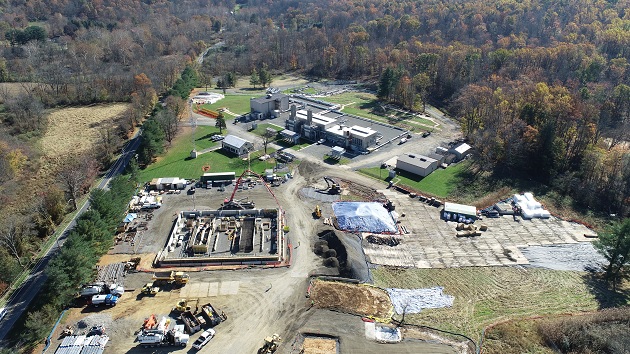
<box><xmin>91</xmin><ymin>294</ymin><xmax>118</xmax><ymax>307</ymax></box>
<box><xmin>180</xmin><ymin>311</ymin><xmax>202</xmax><ymax>334</ymax></box>
<box><xmin>153</xmin><ymin>271</ymin><xmax>190</xmax><ymax>285</ymax></box>
<box><xmin>137</xmin><ymin>323</ymin><xmax>189</xmax><ymax>348</ymax></box>
<box><xmin>199</xmin><ymin>303</ymin><xmax>227</xmax><ymax>328</ymax></box>
<box><xmin>141</xmin><ymin>282</ymin><xmax>159</xmax><ymax>295</ymax></box>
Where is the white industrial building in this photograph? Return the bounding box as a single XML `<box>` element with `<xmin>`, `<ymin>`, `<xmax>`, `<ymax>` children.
<box><xmin>222</xmin><ymin>135</ymin><xmax>254</xmax><ymax>156</ymax></box>
<box><xmin>250</xmin><ymin>93</ymin><xmax>289</xmax><ymax>118</ymax></box>
<box><xmin>285</xmin><ymin>105</ymin><xmax>378</xmax><ymax>151</ymax></box>
<box><xmin>396</xmin><ymin>154</ymin><xmax>439</xmax><ymax>177</ymax></box>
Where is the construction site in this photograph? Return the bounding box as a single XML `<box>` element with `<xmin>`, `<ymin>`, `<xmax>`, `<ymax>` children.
<box><xmin>44</xmin><ymin>99</ymin><xmax>607</xmax><ymax>354</ymax></box>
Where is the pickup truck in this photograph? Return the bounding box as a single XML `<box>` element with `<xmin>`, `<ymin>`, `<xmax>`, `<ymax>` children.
<box><xmin>192</xmin><ymin>329</ymin><xmax>215</xmax><ymax>350</ymax></box>
<box><xmin>91</xmin><ymin>294</ymin><xmax>118</xmax><ymax>307</ymax></box>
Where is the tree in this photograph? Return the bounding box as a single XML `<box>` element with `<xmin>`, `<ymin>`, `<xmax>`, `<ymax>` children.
<box><xmin>594</xmin><ymin>218</ymin><xmax>630</xmax><ymax>288</ymax></box>
<box><xmin>258</xmin><ymin>64</ymin><xmax>272</xmax><ymax>88</ymax></box>
<box><xmin>262</xmin><ymin>129</ymin><xmax>276</xmax><ymax>154</ymax></box>
<box><xmin>57</xmin><ymin>156</ymin><xmax>99</xmax><ymax>211</ymax></box>
<box><xmin>250</xmin><ymin>68</ymin><xmax>260</xmax><ymax>88</ymax></box>
<box><xmin>0</xmin><ymin>217</ymin><xmax>29</xmax><ymax>268</ymax></box>
<box><xmin>215</xmin><ymin>113</ymin><xmax>227</xmax><ymax>134</ymax></box>
<box><xmin>154</xmin><ymin>109</ymin><xmax>179</xmax><ymax>144</ymax></box>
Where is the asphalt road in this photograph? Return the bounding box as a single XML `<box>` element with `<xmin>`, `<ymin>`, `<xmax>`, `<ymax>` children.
<box><xmin>0</xmin><ymin>132</ymin><xmax>142</xmax><ymax>347</ymax></box>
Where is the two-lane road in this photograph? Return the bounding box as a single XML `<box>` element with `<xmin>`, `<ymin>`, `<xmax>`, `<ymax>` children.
<box><xmin>0</xmin><ymin>132</ymin><xmax>142</xmax><ymax>347</ymax></box>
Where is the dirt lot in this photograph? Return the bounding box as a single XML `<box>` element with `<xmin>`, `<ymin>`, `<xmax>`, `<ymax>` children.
<box><xmin>310</xmin><ymin>280</ymin><xmax>393</xmax><ymax>320</ymax></box>
<box><xmin>39</xmin><ymin>103</ymin><xmax>129</xmax><ymax>158</ymax></box>
<box><xmin>302</xmin><ymin>337</ymin><xmax>337</xmax><ymax>354</ymax></box>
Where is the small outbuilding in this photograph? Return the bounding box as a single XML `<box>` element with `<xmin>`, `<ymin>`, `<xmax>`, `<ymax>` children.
<box><xmin>330</xmin><ymin>146</ymin><xmax>346</xmax><ymax>159</ymax></box>
<box><xmin>450</xmin><ymin>143</ymin><xmax>471</xmax><ymax>161</ymax></box>
<box><xmin>396</xmin><ymin>154</ymin><xmax>438</xmax><ymax>177</ymax></box>
<box><xmin>149</xmin><ymin>177</ymin><xmax>186</xmax><ymax>190</ymax></box>
<box><xmin>222</xmin><ymin>135</ymin><xmax>254</xmax><ymax>156</ymax></box>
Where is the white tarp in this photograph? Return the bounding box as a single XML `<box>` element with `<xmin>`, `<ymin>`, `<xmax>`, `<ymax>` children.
<box><xmin>513</xmin><ymin>193</ymin><xmax>551</xmax><ymax>219</ymax></box>
<box><xmin>386</xmin><ymin>287</ymin><xmax>454</xmax><ymax>314</ymax></box>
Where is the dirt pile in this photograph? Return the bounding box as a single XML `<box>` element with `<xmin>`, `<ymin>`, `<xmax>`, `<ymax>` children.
<box><xmin>309</xmin><ymin>279</ymin><xmax>393</xmax><ymax>319</ymax></box>
<box><xmin>366</xmin><ymin>234</ymin><xmax>401</xmax><ymax>246</ymax></box>
<box><xmin>302</xmin><ymin>337</ymin><xmax>337</xmax><ymax>354</ymax></box>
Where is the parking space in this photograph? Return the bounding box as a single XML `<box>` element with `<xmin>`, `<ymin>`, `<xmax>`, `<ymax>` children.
<box><xmin>362</xmin><ymin>189</ymin><xmax>594</xmax><ymax>268</ymax></box>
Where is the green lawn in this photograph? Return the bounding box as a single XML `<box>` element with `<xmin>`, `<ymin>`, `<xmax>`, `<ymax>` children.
<box><xmin>198</xmin><ymin>94</ymin><xmax>253</xmax><ymax>115</ymax></box>
<box><xmin>359</xmin><ymin>161</ymin><xmax>470</xmax><ymax>198</ymax></box>
<box><xmin>250</xmin><ymin>123</ymin><xmax>283</xmax><ymax>136</ymax></box>
<box><xmin>138</xmin><ymin>126</ymin><xmax>278</xmax><ymax>182</ymax></box>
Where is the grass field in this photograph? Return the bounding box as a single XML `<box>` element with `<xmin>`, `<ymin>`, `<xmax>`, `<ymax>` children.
<box><xmin>324</xmin><ymin>92</ymin><xmax>434</xmax><ymax>130</ymax></box>
<box><xmin>198</xmin><ymin>94</ymin><xmax>253</xmax><ymax>115</ymax></box>
<box><xmin>372</xmin><ymin>267</ymin><xmax>611</xmax><ymax>344</ymax></box>
<box><xmin>250</xmin><ymin>123</ymin><xmax>283</xmax><ymax>136</ymax></box>
<box><xmin>137</xmin><ymin>126</ymin><xmax>277</xmax><ymax>182</ymax></box>
<box><xmin>359</xmin><ymin>161</ymin><xmax>470</xmax><ymax>198</ymax></box>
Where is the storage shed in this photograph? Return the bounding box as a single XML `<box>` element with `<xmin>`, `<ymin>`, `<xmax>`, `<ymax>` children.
<box><xmin>222</xmin><ymin>135</ymin><xmax>254</xmax><ymax>156</ymax></box>
<box><xmin>149</xmin><ymin>177</ymin><xmax>186</xmax><ymax>190</ymax></box>
<box><xmin>449</xmin><ymin>143</ymin><xmax>472</xmax><ymax>161</ymax></box>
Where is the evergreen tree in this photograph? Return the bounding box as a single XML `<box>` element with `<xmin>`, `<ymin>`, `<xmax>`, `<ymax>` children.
<box><xmin>250</xmin><ymin>68</ymin><xmax>260</xmax><ymax>88</ymax></box>
<box><xmin>215</xmin><ymin>113</ymin><xmax>227</xmax><ymax>134</ymax></box>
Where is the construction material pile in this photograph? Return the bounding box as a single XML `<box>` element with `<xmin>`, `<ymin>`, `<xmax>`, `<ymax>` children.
<box><xmin>386</xmin><ymin>287</ymin><xmax>454</xmax><ymax>314</ymax></box>
<box><xmin>455</xmin><ymin>223</ymin><xmax>487</xmax><ymax>237</ymax></box>
<box><xmin>309</xmin><ymin>280</ymin><xmax>393</xmax><ymax>319</ymax></box>
<box><xmin>365</xmin><ymin>234</ymin><xmax>401</xmax><ymax>246</ymax></box>
<box><xmin>332</xmin><ymin>202</ymin><xmax>398</xmax><ymax>233</ymax></box>
<box><xmin>513</xmin><ymin>192</ymin><xmax>551</xmax><ymax>219</ymax></box>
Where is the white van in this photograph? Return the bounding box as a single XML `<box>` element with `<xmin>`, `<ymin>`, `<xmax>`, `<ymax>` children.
<box><xmin>0</xmin><ymin>307</ymin><xmax>7</xmax><ymax>321</ymax></box>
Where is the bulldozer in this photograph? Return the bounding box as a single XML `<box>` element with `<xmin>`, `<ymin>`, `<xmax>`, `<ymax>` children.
<box><xmin>313</xmin><ymin>205</ymin><xmax>322</xmax><ymax>219</ymax></box>
<box><xmin>257</xmin><ymin>334</ymin><xmax>281</xmax><ymax>354</ymax></box>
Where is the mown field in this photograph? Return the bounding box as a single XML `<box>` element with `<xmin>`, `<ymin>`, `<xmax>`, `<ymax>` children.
<box><xmin>359</xmin><ymin>161</ymin><xmax>470</xmax><ymax>198</ymax></box>
<box><xmin>137</xmin><ymin>125</ymin><xmax>277</xmax><ymax>182</ymax></box>
<box><xmin>197</xmin><ymin>93</ymin><xmax>252</xmax><ymax>115</ymax></box>
<box><xmin>373</xmin><ymin>267</ymin><xmax>630</xmax><ymax>352</ymax></box>
<box><xmin>323</xmin><ymin>91</ymin><xmax>435</xmax><ymax>131</ymax></box>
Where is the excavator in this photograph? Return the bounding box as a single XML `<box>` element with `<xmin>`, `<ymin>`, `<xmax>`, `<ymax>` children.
<box><xmin>313</xmin><ymin>205</ymin><xmax>322</xmax><ymax>218</ymax></box>
<box><xmin>323</xmin><ymin>177</ymin><xmax>341</xmax><ymax>194</ymax></box>
<box><xmin>257</xmin><ymin>334</ymin><xmax>281</xmax><ymax>354</ymax></box>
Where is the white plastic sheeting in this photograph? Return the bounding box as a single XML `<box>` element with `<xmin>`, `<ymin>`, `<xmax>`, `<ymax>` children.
<box><xmin>386</xmin><ymin>287</ymin><xmax>454</xmax><ymax>314</ymax></box>
<box><xmin>332</xmin><ymin>202</ymin><xmax>398</xmax><ymax>233</ymax></box>
<box><xmin>513</xmin><ymin>193</ymin><xmax>551</xmax><ymax>219</ymax></box>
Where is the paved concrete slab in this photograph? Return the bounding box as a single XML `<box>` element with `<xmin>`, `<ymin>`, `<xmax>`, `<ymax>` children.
<box><xmin>362</xmin><ymin>189</ymin><xmax>595</xmax><ymax>268</ymax></box>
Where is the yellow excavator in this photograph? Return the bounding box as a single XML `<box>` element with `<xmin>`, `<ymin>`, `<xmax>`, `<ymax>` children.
<box><xmin>313</xmin><ymin>205</ymin><xmax>322</xmax><ymax>218</ymax></box>
<box><xmin>173</xmin><ymin>298</ymin><xmax>197</xmax><ymax>312</ymax></box>
<box><xmin>257</xmin><ymin>334</ymin><xmax>281</xmax><ymax>354</ymax></box>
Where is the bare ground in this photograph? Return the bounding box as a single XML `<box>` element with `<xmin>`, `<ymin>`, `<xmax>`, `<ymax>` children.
<box><xmin>310</xmin><ymin>280</ymin><xmax>393</xmax><ymax>320</ymax></box>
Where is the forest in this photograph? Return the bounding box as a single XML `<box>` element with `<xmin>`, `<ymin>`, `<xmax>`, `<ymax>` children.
<box><xmin>0</xmin><ymin>0</ymin><xmax>629</xmax><ymax>321</ymax></box>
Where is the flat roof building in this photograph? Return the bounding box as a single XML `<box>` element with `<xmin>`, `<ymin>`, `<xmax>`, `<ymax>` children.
<box><xmin>396</xmin><ymin>154</ymin><xmax>438</xmax><ymax>177</ymax></box>
<box><xmin>250</xmin><ymin>93</ymin><xmax>289</xmax><ymax>117</ymax></box>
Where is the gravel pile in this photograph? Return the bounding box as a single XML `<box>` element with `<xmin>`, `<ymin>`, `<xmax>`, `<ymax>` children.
<box><xmin>520</xmin><ymin>242</ymin><xmax>606</xmax><ymax>271</ymax></box>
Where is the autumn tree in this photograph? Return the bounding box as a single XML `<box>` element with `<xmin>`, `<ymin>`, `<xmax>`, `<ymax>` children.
<box><xmin>57</xmin><ymin>155</ymin><xmax>100</xmax><ymax>211</ymax></box>
<box><xmin>0</xmin><ymin>217</ymin><xmax>30</xmax><ymax>268</ymax></box>
<box><xmin>154</xmin><ymin>108</ymin><xmax>179</xmax><ymax>144</ymax></box>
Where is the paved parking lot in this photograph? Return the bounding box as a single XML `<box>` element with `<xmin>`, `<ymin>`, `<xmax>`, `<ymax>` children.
<box><xmin>363</xmin><ymin>189</ymin><xmax>594</xmax><ymax>268</ymax></box>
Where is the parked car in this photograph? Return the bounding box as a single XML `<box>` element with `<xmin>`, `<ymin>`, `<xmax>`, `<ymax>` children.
<box><xmin>422</xmin><ymin>131</ymin><xmax>432</xmax><ymax>138</ymax></box>
<box><xmin>316</xmin><ymin>138</ymin><xmax>325</xmax><ymax>144</ymax></box>
<box><xmin>0</xmin><ymin>307</ymin><xmax>7</xmax><ymax>321</ymax></box>
<box><xmin>192</xmin><ymin>329</ymin><xmax>215</xmax><ymax>350</ymax></box>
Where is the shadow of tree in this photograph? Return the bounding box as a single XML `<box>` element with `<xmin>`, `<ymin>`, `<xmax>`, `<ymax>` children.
<box><xmin>582</xmin><ymin>270</ymin><xmax>630</xmax><ymax>309</ymax></box>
